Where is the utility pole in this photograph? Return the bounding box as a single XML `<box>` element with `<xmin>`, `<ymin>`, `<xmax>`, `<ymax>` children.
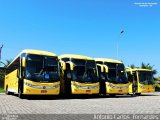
<box><xmin>117</xmin><ymin>30</ymin><xmax>124</xmax><ymax>59</ymax></box>
<box><xmin>0</xmin><ymin>44</ymin><xmax>3</xmax><ymax>61</ymax></box>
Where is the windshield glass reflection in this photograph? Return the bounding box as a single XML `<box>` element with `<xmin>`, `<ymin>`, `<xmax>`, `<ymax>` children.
<box><xmin>104</xmin><ymin>62</ymin><xmax>128</xmax><ymax>84</ymax></box>
<box><xmin>71</xmin><ymin>59</ymin><xmax>98</xmax><ymax>83</ymax></box>
<box><xmin>138</xmin><ymin>71</ymin><xmax>154</xmax><ymax>85</ymax></box>
<box><xmin>26</xmin><ymin>54</ymin><xmax>59</xmax><ymax>82</ymax></box>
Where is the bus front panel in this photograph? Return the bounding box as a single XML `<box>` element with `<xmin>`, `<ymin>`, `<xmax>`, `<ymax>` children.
<box><xmin>23</xmin><ymin>79</ymin><xmax>60</xmax><ymax>95</ymax></box>
<box><xmin>71</xmin><ymin>81</ymin><xmax>99</xmax><ymax>94</ymax></box>
<box><xmin>106</xmin><ymin>82</ymin><xmax>130</xmax><ymax>94</ymax></box>
<box><xmin>138</xmin><ymin>83</ymin><xmax>155</xmax><ymax>93</ymax></box>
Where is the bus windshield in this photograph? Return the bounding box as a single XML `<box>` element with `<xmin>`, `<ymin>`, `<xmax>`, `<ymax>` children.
<box><xmin>25</xmin><ymin>54</ymin><xmax>59</xmax><ymax>82</ymax></box>
<box><xmin>138</xmin><ymin>71</ymin><xmax>154</xmax><ymax>85</ymax></box>
<box><xmin>104</xmin><ymin>62</ymin><xmax>128</xmax><ymax>84</ymax></box>
<box><xmin>71</xmin><ymin>59</ymin><xmax>98</xmax><ymax>83</ymax></box>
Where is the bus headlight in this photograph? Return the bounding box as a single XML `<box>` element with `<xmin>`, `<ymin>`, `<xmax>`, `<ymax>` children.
<box><xmin>44</xmin><ymin>85</ymin><xmax>59</xmax><ymax>89</ymax></box>
<box><xmin>24</xmin><ymin>82</ymin><xmax>60</xmax><ymax>89</ymax></box>
<box><xmin>32</xmin><ymin>85</ymin><xmax>42</xmax><ymax>89</ymax></box>
<box><xmin>121</xmin><ymin>86</ymin><xmax>129</xmax><ymax>89</ymax></box>
<box><xmin>108</xmin><ymin>84</ymin><xmax>115</xmax><ymax>88</ymax></box>
<box><xmin>24</xmin><ymin>82</ymin><xmax>33</xmax><ymax>87</ymax></box>
<box><xmin>89</xmin><ymin>86</ymin><xmax>99</xmax><ymax>89</ymax></box>
<box><xmin>108</xmin><ymin>84</ymin><xmax>129</xmax><ymax>90</ymax></box>
<box><xmin>52</xmin><ymin>84</ymin><xmax>60</xmax><ymax>89</ymax></box>
<box><xmin>139</xmin><ymin>85</ymin><xmax>144</xmax><ymax>89</ymax></box>
<box><xmin>72</xmin><ymin>83</ymin><xmax>98</xmax><ymax>89</ymax></box>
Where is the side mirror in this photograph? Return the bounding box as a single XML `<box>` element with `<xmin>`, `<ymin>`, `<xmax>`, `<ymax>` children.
<box><xmin>60</xmin><ymin>61</ymin><xmax>66</xmax><ymax>70</ymax></box>
<box><xmin>17</xmin><ymin>69</ymin><xmax>20</xmax><ymax>78</ymax></box>
<box><xmin>66</xmin><ymin>61</ymin><xmax>74</xmax><ymax>71</ymax></box>
<box><xmin>97</xmin><ymin>64</ymin><xmax>104</xmax><ymax>72</ymax></box>
<box><xmin>103</xmin><ymin>65</ymin><xmax>108</xmax><ymax>73</ymax></box>
<box><xmin>22</xmin><ymin>57</ymin><xmax>26</xmax><ymax>67</ymax></box>
<box><xmin>70</xmin><ymin>62</ymin><xmax>74</xmax><ymax>71</ymax></box>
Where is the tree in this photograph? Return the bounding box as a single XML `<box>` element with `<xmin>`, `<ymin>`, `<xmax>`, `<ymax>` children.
<box><xmin>0</xmin><ymin>59</ymin><xmax>12</xmax><ymax>88</ymax></box>
<box><xmin>4</xmin><ymin>59</ymin><xmax>12</xmax><ymax>67</ymax></box>
<box><xmin>129</xmin><ymin>64</ymin><xmax>136</xmax><ymax>69</ymax></box>
<box><xmin>141</xmin><ymin>62</ymin><xmax>157</xmax><ymax>75</ymax></box>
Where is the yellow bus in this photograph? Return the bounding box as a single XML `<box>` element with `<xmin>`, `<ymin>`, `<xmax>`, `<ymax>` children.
<box><xmin>126</xmin><ymin>68</ymin><xmax>155</xmax><ymax>95</ymax></box>
<box><xmin>59</xmin><ymin>54</ymin><xmax>99</xmax><ymax>95</ymax></box>
<box><xmin>95</xmin><ymin>58</ymin><xmax>130</xmax><ymax>96</ymax></box>
<box><xmin>4</xmin><ymin>49</ymin><xmax>60</xmax><ymax>98</ymax></box>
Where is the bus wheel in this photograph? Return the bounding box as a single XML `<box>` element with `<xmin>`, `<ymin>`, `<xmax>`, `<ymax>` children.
<box><xmin>5</xmin><ymin>86</ymin><xmax>10</xmax><ymax>95</ymax></box>
<box><xmin>18</xmin><ymin>89</ymin><xmax>24</xmax><ymax>99</ymax></box>
<box><xmin>109</xmin><ymin>94</ymin><xmax>116</xmax><ymax>97</ymax></box>
<box><xmin>135</xmin><ymin>93</ymin><xmax>141</xmax><ymax>96</ymax></box>
<box><xmin>131</xmin><ymin>93</ymin><xmax>136</xmax><ymax>97</ymax></box>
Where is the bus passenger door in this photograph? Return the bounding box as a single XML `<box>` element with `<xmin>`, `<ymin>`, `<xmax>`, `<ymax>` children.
<box><xmin>133</xmin><ymin>72</ymin><xmax>138</xmax><ymax>93</ymax></box>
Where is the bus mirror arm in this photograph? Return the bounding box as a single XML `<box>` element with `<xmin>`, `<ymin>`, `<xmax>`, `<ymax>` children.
<box><xmin>70</xmin><ymin>62</ymin><xmax>74</xmax><ymax>71</ymax></box>
<box><xmin>103</xmin><ymin>65</ymin><xmax>108</xmax><ymax>73</ymax></box>
<box><xmin>60</xmin><ymin>61</ymin><xmax>66</xmax><ymax>70</ymax></box>
<box><xmin>97</xmin><ymin>64</ymin><xmax>104</xmax><ymax>72</ymax></box>
<box><xmin>22</xmin><ymin>57</ymin><xmax>26</xmax><ymax>67</ymax></box>
<box><xmin>17</xmin><ymin>68</ymin><xmax>21</xmax><ymax>79</ymax></box>
<box><xmin>66</xmin><ymin>61</ymin><xmax>74</xmax><ymax>71</ymax></box>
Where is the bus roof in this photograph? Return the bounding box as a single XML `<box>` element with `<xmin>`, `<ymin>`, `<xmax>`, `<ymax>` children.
<box><xmin>94</xmin><ymin>58</ymin><xmax>122</xmax><ymax>64</ymax></box>
<box><xmin>126</xmin><ymin>67</ymin><xmax>152</xmax><ymax>72</ymax></box>
<box><xmin>6</xmin><ymin>49</ymin><xmax>57</xmax><ymax>68</ymax></box>
<box><xmin>19</xmin><ymin>49</ymin><xmax>57</xmax><ymax>56</ymax></box>
<box><xmin>59</xmin><ymin>54</ymin><xmax>94</xmax><ymax>60</ymax></box>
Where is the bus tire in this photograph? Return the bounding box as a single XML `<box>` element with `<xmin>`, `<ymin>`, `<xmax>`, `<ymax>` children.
<box><xmin>109</xmin><ymin>94</ymin><xmax>116</xmax><ymax>97</ymax></box>
<box><xmin>131</xmin><ymin>93</ymin><xmax>136</xmax><ymax>97</ymax></box>
<box><xmin>5</xmin><ymin>86</ymin><xmax>10</xmax><ymax>95</ymax></box>
<box><xmin>135</xmin><ymin>93</ymin><xmax>141</xmax><ymax>96</ymax></box>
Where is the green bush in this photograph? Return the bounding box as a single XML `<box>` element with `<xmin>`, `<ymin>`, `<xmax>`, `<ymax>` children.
<box><xmin>0</xmin><ymin>88</ymin><xmax>5</xmax><ymax>93</ymax></box>
<box><xmin>154</xmin><ymin>82</ymin><xmax>160</xmax><ymax>92</ymax></box>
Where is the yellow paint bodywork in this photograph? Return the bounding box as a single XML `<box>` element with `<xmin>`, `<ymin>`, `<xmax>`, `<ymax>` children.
<box><xmin>128</xmin><ymin>83</ymin><xmax>133</xmax><ymax>93</ymax></box>
<box><xmin>59</xmin><ymin>54</ymin><xmax>94</xmax><ymax>60</ymax></box>
<box><xmin>126</xmin><ymin>68</ymin><xmax>155</xmax><ymax>94</ymax></box>
<box><xmin>71</xmin><ymin>81</ymin><xmax>99</xmax><ymax>94</ymax></box>
<box><xmin>94</xmin><ymin>58</ymin><xmax>122</xmax><ymax>64</ymax></box>
<box><xmin>106</xmin><ymin>82</ymin><xmax>130</xmax><ymax>94</ymax></box>
<box><xmin>138</xmin><ymin>83</ymin><xmax>155</xmax><ymax>93</ymax></box>
<box><xmin>95</xmin><ymin>58</ymin><xmax>130</xmax><ymax>95</ymax></box>
<box><xmin>4</xmin><ymin>70</ymin><xmax>60</xmax><ymax>95</ymax></box>
<box><xmin>59</xmin><ymin>54</ymin><xmax>99</xmax><ymax>95</ymax></box>
<box><xmin>23</xmin><ymin>79</ymin><xmax>60</xmax><ymax>95</ymax></box>
<box><xmin>4</xmin><ymin>69</ymin><xmax>19</xmax><ymax>93</ymax></box>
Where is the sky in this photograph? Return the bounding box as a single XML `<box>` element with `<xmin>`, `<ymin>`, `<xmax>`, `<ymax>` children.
<box><xmin>0</xmin><ymin>0</ymin><xmax>160</xmax><ymax>76</ymax></box>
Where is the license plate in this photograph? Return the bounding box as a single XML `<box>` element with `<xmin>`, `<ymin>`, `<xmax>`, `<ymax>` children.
<box><xmin>86</xmin><ymin>90</ymin><xmax>91</xmax><ymax>92</ymax></box>
<box><xmin>41</xmin><ymin>90</ymin><xmax>47</xmax><ymax>93</ymax></box>
<box><xmin>119</xmin><ymin>90</ymin><xmax>122</xmax><ymax>92</ymax></box>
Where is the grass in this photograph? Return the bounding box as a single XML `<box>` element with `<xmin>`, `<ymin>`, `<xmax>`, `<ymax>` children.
<box><xmin>0</xmin><ymin>88</ymin><xmax>5</xmax><ymax>93</ymax></box>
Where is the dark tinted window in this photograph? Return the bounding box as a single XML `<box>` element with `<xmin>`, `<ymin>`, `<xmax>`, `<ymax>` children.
<box><xmin>61</xmin><ymin>58</ymin><xmax>70</xmax><ymax>62</ymax></box>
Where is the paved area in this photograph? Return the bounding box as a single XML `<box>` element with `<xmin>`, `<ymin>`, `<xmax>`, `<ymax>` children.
<box><xmin>0</xmin><ymin>92</ymin><xmax>160</xmax><ymax>115</ymax></box>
